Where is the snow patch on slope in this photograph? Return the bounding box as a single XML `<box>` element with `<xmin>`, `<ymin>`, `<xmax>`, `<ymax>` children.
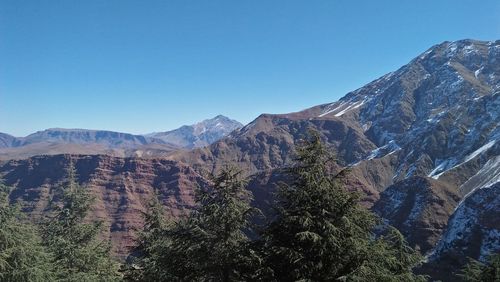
<box><xmin>318</xmin><ymin>97</ymin><xmax>369</xmax><ymax>118</ymax></box>
<box><xmin>463</xmin><ymin>140</ymin><xmax>497</xmax><ymax>163</ymax></box>
<box><xmin>428</xmin><ymin>140</ymin><xmax>497</xmax><ymax>179</ymax></box>
<box><xmin>366</xmin><ymin>140</ymin><xmax>401</xmax><ymax>160</ymax></box>
<box><xmin>431</xmin><ymin>183</ymin><xmax>500</xmax><ymax>263</ymax></box>
<box><xmin>459</xmin><ymin>155</ymin><xmax>500</xmax><ymax>208</ymax></box>
<box><xmin>430</xmin><ymin>200</ymin><xmax>479</xmax><ymax>259</ymax></box>
<box><xmin>475</xmin><ymin>67</ymin><xmax>483</xmax><ymax>79</ymax></box>
<box><xmin>334</xmin><ymin>99</ymin><xmax>366</xmax><ymax>117</ymax></box>
<box><xmin>428</xmin><ymin>159</ymin><xmax>457</xmax><ymax>179</ymax></box>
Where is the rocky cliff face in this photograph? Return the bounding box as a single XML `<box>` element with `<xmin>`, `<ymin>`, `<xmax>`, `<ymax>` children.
<box><xmin>1</xmin><ymin>154</ymin><xmax>207</xmax><ymax>258</ymax></box>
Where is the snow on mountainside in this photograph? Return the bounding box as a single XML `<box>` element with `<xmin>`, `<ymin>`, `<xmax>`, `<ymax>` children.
<box><xmin>168</xmin><ymin>39</ymin><xmax>500</xmax><ymax>279</ymax></box>
<box><xmin>427</xmin><ymin>182</ymin><xmax>500</xmax><ymax>278</ymax></box>
<box><xmin>321</xmin><ymin>39</ymin><xmax>500</xmax><ymax>274</ymax></box>
<box><xmin>183</xmin><ymin>40</ymin><xmax>500</xmax><ymax>187</ymax></box>
<box><xmin>373</xmin><ymin>176</ymin><xmax>460</xmax><ymax>254</ymax></box>
<box><xmin>319</xmin><ymin>40</ymin><xmax>500</xmax><ymax>181</ymax></box>
<box><xmin>148</xmin><ymin>115</ymin><xmax>243</xmax><ymax>149</ymax></box>
<box><xmin>323</xmin><ymin>39</ymin><xmax>500</xmax><ymax>278</ymax></box>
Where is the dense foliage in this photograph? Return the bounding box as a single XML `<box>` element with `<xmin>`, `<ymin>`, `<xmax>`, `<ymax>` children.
<box><xmin>0</xmin><ymin>182</ymin><xmax>55</xmax><ymax>282</ymax></box>
<box><xmin>260</xmin><ymin>132</ymin><xmax>425</xmax><ymax>281</ymax></box>
<box><xmin>41</xmin><ymin>161</ymin><xmax>121</xmax><ymax>282</ymax></box>
<box><xmin>462</xmin><ymin>254</ymin><xmax>500</xmax><ymax>281</ymax></box>
<box><xmin>127</xmin><ymin>167</ymin><xmax>260</xmax><ymax>281</ymax></box>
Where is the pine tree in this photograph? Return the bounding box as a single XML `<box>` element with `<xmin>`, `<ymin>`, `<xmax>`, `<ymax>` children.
<box><xmin>41</xmin><ymin>160</ymin><xmax>121</xmax><ymax>282</ymax></box>
<box><xmin>128</xmin><ymin>167</ymin><xmax>261</xmax><ymax>281</ymax></box>
<box><xmin>350</xmin><ymin>227</ymin><xmax>426</xmax><ymax>281</ymax></box>
<box><xmin>125</xmin><ymin>193</ymin><xmax>171</xmax><ymax>281</ymax></box>
<box><xmin>261</xmin><ymin>132</ymin><xmax>425</xmax><ymax>281</ymax></box>
<box><xmin>0</xmin><ymin>181</ymin><xmax>56</xmax><ymax>282</ymax></box>
<box><xmin>462</xmin><ymin>254</ymin><xmax>500</xmax><ymax>282</ymax></box>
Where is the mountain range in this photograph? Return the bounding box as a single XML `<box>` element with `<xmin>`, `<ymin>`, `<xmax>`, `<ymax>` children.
<box><xmin>1</xmin><ymin>39</ymin><xmax>498</xmax><ymax>281</ymax></box>
<box><xmin>0</xmin><ymin>115</ymin><xmax>242</xmax><ymax>160</ymax></box>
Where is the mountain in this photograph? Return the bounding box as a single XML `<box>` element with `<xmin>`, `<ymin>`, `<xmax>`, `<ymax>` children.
<box><xmin>0</xmin><ymin>132</ymin><xmax>18</xmax><ymax>148</ymax></box>
<box><xmin>0</xmin><ymin>115</ymin><xmax>241</xmax><ymax>160</ymax></box>
<box><xmin>20</xmin><ymin>128</ymin><xmax>149</xmax><ymax>147</ymax></box>
<box><xmin>0</xmin><ymin>129</ymin><xmax>177</xmax><ymax>160</ymax></box>
<box><xmin>173</xmin><ymin>39</ymin><xmax>499</xmax><ymax>174</ymax></box>
<box><xmin>167</xmin><ymin>39</ymin><xmax>500</xmax><ymax>277</ymax></box>
<box><xmin>147</xmin><ymin>115</ymin><xmax>243</xmax><ymax>149</ymax></box>
<box><xmin>1</xmin><ymin>39</ymin><xmax>499</xmax><ymax>280</ymax></box>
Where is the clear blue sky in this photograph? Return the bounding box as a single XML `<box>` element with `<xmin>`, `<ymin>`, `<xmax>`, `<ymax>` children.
<box><xmin>1</xmin><ymin>0</ymin><xmax>499</xmax><ymax>136</ymax></box>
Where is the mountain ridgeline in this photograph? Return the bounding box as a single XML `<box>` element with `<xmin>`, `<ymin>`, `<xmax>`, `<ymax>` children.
<box><xmin>0</xmin><ymin>115</ymin><xmax>242</xmax><ymax>159</ymax></box>
<box><xmin>1</xmin><ymin>39</ymin><xmax>499</xmax><ymax>281</ymax></box>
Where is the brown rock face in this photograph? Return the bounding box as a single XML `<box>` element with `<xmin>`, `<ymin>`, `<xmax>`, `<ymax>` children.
<box><xmin>1</xmin><ymin>154</ymin><xmax>207</xmax><ymax>258</ymax></box>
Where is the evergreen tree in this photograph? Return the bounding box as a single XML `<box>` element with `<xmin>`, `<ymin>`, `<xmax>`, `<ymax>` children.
<box><xmin>41</xmin><ymin>160</ymin><xmax>121</xmax><ymax>282</ymax></box>
<box><xmin>462</xmin><ymin>254</ymin><xmax>500</xmax><ymax>282</ymax></box>
<box><xmin>350</xmin><ymin>227</ymin><xmax>425</xmax><ymax>281</ymax></box>
<box><xmin>261</xmin><ymin>132</ymin><xmax>425</xmax><ymax>281</ymax></box>
<box><xmin>125</xmin><ymin>193</ymin><xmax>171</xmax><ymax>281</ymax></box>
<box><xmin>128</xmin><ymin>167</ymin><xmax>261</xmax><ymax>281</ymax></box>
<box><xmin>0</xmin><ymin>181</ymin><xmax>56</xmax><ymax>282</ymax></box>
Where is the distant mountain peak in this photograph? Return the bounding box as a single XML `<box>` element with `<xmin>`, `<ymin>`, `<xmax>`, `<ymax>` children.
<box><xmin>148</xmin><ymin>115</ymin><xmax>243</xmax><ymax>149</ymax></box>
<box><xmin>201</xmin><ymin>114</ymin><xmax>240</xmax><ymax>124</ymax></box>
